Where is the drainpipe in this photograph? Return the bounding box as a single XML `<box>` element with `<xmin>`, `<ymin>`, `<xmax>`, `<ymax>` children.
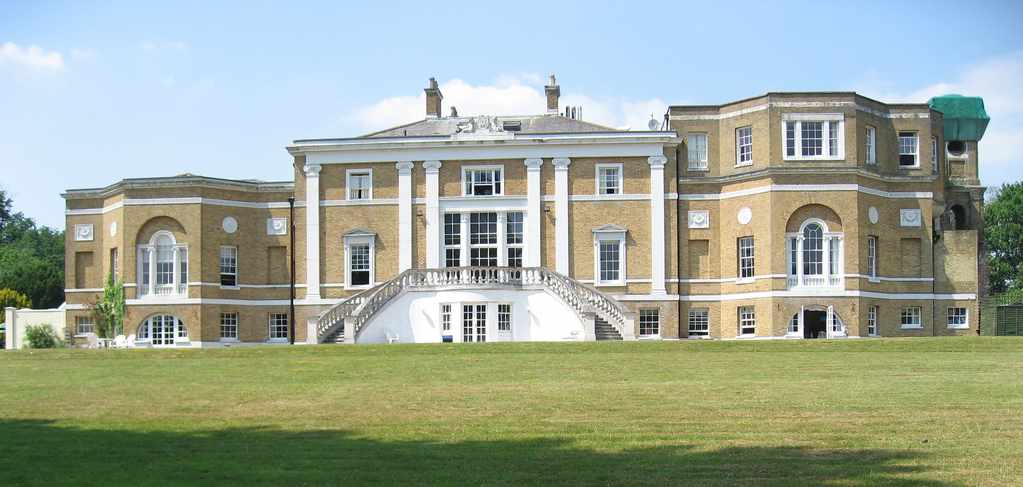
<box><xmin>288</xmin><ymin>196</ymin><xmax>296</xmax><ymax>345</ymax></box>
<box><xmin>674</xmin><ymin>121</ymin><xmax>683</xmax><ymax>339</ymax></box>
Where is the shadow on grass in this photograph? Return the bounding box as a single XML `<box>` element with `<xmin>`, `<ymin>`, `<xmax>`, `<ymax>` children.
<box><xmin>0</xmin><ymin>419</ymin><xmax>955</xmax><ymax>487</ymax></box>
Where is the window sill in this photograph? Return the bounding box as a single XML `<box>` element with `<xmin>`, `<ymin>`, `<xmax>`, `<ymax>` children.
<box><xmin>637</xmin><ymin>334</ymin><xmax>661</xmax><ymax>340</ymax></box>
<box><xmin>687</xmin><ymin>335</ymin><xmax>711</xmax><ymax>340</ymax></box>
<box><xmin>460</xmin><ymin>194</ymin><xmax>506</xmax><ymax>198</ymax></box>
<box><xmin>266</xmin><ymin>338</ymin><xmax>289</xmax><ymax>344</ymax></box>
<box><xmin>344</xmin><ymin>284</ymin><xmax>374</xmax><ymax>291</ymax></box>
<box><xmin>735</xmin><ymin>278</ymin><xmax>755</xmax><ymax>285</ymax></box>
<box><xmin>687</xmin><ymin>166</ymin><xmax>709</xmax><ymax>172</ymax></box>
<box><xmin>947</xmin><ymin>325</ymin><xmax>969</xmax><ymax>330</ymax></box>
<box><xmin>783</xmin><ymin>156</ymin><xmax>845</xmax><ymax>162</ymax></box>
<box><xmin>736</xmin><ymin>334</ymin><xmax>757</xmax><ymax>339</ymax></box>
<box><xmin>868</xmin><ymin>277</ymin><xmax>880</xmax><ymax>283</ymax></box>
<box><xmin>734</xmin><ymin>162</ymin><xmax>754</xmax><ymax>168</ymax></box>
<box><xmin>219</xmin><ymin>337</ymin><xmax>239</xmax><ymax>343</ymax></box>
<box><xmin>900</xmin><ymin>325</ymin><xmax>923</xmax><ymax>330</ymax></box>
<box><xmin>220</xmin><ymin>286</ymin><xmax>241</xmax><ymax>291</ymax></box>
<box><xmin>594</xmin><ymin>281</ymin><xmax>627</xmax><ymax>288</ymax></box>
<box><xmin>346</xmin><ymin>197</ymin><xmax>372</xmax><ymax>202</ymax></box>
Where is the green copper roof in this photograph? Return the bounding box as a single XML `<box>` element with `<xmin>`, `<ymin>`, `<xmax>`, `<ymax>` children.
<box><xmin>928</xmin><ymin>94</ymin><xmax>990</xmax><ymax>141</ymax></box>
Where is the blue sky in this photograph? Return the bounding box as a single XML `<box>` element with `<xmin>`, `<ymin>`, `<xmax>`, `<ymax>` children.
<box><xmin>2</xmin><ymin>0</ymin><xmax>1022</xmax><ymax>228</ymax></box>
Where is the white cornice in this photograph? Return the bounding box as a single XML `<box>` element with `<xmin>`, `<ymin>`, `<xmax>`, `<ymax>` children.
<box><xmin>669</xmin><ymin>101</ymin><xmax>931</xmax><ymax>121</ymax></box>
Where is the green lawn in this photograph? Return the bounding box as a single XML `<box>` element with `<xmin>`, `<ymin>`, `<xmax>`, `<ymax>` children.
<box><xmin>1</xmin><ymin>338</ymin><xmax>1021</xmax><ymax>486</ymax></box>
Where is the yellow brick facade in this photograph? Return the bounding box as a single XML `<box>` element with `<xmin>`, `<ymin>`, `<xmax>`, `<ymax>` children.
<box><xmin>60</xmin><ymin>91</ymin><xmax>984</xmax><ymax>345</ymax></box>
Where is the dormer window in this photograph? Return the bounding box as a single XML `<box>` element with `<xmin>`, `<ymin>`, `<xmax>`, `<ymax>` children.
<box><xmin>782</xmin><ymin>114</ymin><xmax>845</xmax><ymax>161</ymax></box>
<box><xmin>463</xmin><ymin>166</ymin><xmax>503</xmax><ymax>196</ymax></box>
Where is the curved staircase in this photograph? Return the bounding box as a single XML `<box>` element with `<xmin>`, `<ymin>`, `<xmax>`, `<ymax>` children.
<box><xmin>314</xmin><ymin>267</ymin><xmax>630</xmax><ymax>344</ymax></box>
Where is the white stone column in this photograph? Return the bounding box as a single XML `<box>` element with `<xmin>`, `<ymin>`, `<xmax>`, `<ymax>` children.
<box><xmin>648</xmin><ymin>155</ymin><xmax>667</xmax><ymax>295</ymax></box>
<box><xmin>496</xmin><ymin>212</ymin><xmax>507</xmax><ymax>266</ymax></box>
<box><xmin>424</xmin><ymin>160</ymin><xmax>442</xmax><ymax>268</ymax></box>
<box><xmin>553</xmin><ymin>157</ymin><xmax>571</xmax><ymax>275</ymax></box>
<box><xmin>171</xmin><ymin>247</ymin><xmax>181</xmax><ymax>293</ymax></box>
<box><xmin>397</xmin><ymin>161</ymin><xmax>414</xmax><ymax>272</ymax></box>
<box><xmin>147</xmin><ymin>247</ymin><xmax>156</xmax><ymax>296</ymax></box>
<box><xmin>459</xmin><ymin>213</ymin><xmax>471</xmax><ymax>267</ymax></box>
<box><xmin>304</xmin><ymin>163</ymin><xmax>322</xmax><ymax>300</ymax></box>
<box><xmin>524</xmin><ymin>158</ymin><xmax>543</xmax><ymax>267</ymax></box>
<box><xmin>795</xmin><ymin>235</ymin><xmax>804</xmax><ymax>287</ymax></box>
<box><xmin>822</xmin><ymin>235</ymin><xmax>831</xmax><ymax>283</ymax></box>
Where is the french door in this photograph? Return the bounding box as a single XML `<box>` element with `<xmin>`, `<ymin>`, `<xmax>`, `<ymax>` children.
<box><xmin>462</xmin><ymin>304</ymin><xmax>487</xmax><ymax>342</ymax></box>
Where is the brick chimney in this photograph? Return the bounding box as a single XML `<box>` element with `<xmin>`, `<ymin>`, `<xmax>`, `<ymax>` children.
<box><xmin>545</xmin><ymin>74</ymin><xmax>560</xmax><ymax>114</ymax></box>
<box><xmin>425</xmin><ymin>77</ymin><xmax>443</xmax><ymax>119</ymax></box>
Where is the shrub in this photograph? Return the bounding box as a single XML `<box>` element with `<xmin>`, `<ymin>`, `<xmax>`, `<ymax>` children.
<box><xmin>24</xmin><ymin>324</ymin><xmax>61</xmax><ymax>349</ymax></box>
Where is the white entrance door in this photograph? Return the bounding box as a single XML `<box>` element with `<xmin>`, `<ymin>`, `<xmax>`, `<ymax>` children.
<box><xmin>462</xmin><ymin>304</ymin><xmax>487</xmax><ymax>342</ymax></box>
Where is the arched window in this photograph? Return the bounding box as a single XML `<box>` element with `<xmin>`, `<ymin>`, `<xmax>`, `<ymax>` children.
<box><xmin>802</xmin><ymin>223</ymin><xmax>823</xmax><ymax>276</ymax></box>
<box><xmin>787</xmin><ymin>219</ymin><xmax>844</xmax><ymax>289</ymax></box>
<box><xmin>138</xmin><ymin>231</ymin><xmax>188</xmax><ymax>297</ymax></box>
<box><xmin>137</xmin><ymin>315</ymin><xmax>188</xmax><ymax>346</ymax></box>
<box><xmin>789</xmin><ymin>313</ymin><xmax>800</xmax><ymax>334</ymax></box>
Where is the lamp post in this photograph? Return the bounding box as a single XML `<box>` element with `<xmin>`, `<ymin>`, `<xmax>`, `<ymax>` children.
<box><xmin>288</xmin><ymin>196</ymin><xmax>296</xmax><ymax>345</ymax></box>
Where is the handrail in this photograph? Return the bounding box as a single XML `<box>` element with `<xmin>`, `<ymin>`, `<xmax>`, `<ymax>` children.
<box><xmin>315</xmin><ymin>267</ymin><xmax>629</xmax><ymax>343</ymax></box>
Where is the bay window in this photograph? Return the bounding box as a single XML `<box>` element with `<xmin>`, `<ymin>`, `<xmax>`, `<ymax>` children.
<box><xmin>782</xmin><ymin>114</ymin><xmax>845</xmax><ymax>160</ymax></box>
<box><xmin>469</xmin><ymin>212</ymin><xmax>498</xmax><ymax>266</ymax></box>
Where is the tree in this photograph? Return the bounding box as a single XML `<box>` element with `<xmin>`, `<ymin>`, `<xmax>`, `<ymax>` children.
<box><xmin>0</xmin><ymin>288</ymin><xmax>33</xmax><ymax>323</ymax></box>
<box><xmin>91</xmin><ymin>273</ymin><xmax>125</xmax><ymax>338</ymax></box>
<box><xmin>0</xmin><ymin>189</ymin><xmax>65</xmax><ymax>308</ymax></box>
<box><xmin>985</xmin><ymin>182</ymin><xmax>1023</xmax><ymax>293</ymax></box>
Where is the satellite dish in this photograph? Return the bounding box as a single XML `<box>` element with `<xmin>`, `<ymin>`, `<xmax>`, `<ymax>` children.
<box><xmin>647</xmin><ymin>118</ymin><xmax>660</xmax><ymax>130</ymax></box>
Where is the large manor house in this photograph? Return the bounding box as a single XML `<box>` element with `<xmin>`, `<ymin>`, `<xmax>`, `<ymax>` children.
<box><xmin>60</xmin><ymin>76</ymin><xmax>990</xmax><ymax>346</ymax></box>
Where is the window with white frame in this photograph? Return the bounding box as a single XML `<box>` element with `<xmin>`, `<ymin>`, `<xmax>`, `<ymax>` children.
<box><xmin>947</xmin><ymin>307</ymin><xmax>968</xmax><ymax>329</ymax></box>
<box><xmin>344</xmin><ymin>231</ymin><xmax>375</xmax><ymax>288</ymax></box>
<box><xmin>76</xmin><ymin>316</ymin><xmax>95</xmax><ymax>335</ymax></box>
<box><xmin>349</xmin><ymin>244</ymin><xmax>371</xmax><ymax>286</ymax></box>
<box><xmin>639</xmin><ymin>309</ymin><xmax>659</xmax><ymax>336</ymax></box>
<box><xmin>596</xmin><ymin>164</ymin><xmax>622</xmax><ymax>195</ymax></box>
<box><xmin>219</xmin><ymin>246</ymin><xmax>238</xmax><ymax>287</ymax></box>
<box><xmin>138</xmin><ymin>231</ymin><xmax>188</xmax><ymax>297</ymax></box>
<box><xmin>688</xmin><ymin>309</ymin><xmax>709</xmax><ymax>337</ymax></box>
<box><xmin>599</xmin><ymin>241</ymin><xmax>620</xmax><ymax>282</ymax></box>
<box><xmin>931</xmin><ymin>136</ymin><xmax>939</xmax><ymax>174</ymax></box>
<box><xmin>498</xmin><ymin>304</ymin><xmax>512</xmax><ymax>332</ymax></box>
<box><xmin>469</xmin><ymin>212</ymin><xmax>498</xmax><ymax>266</ymax></box>
<box><xmin>788</xmin><ymin>313</ymin><xmax>800</xmax><ymax>335</ymax></box>
<box><xmin>220</xmin><ymin>312</ymin><xmax>238</xmax><ymax>340</ymax></box>
<box><xmin>506</xmin><ymin>212</ymin><xmax>523</xmax><ymax>268</ymax></box>
<box><xmin>463</xmin><ymin>166</ymin><xmax>503</xmax><ymax>196</ymax></box>
<box><xmin>688</xmin><ymin>133</ymin><xmax>708</xmax><ymax>170</ymax></box>
<box><xmin>866</xmin><ymin>126</ymin><xmax>877</xmax><ymax>165</ymax></box>
<box><xmin>346</xmin><ymin>169</ymin><xmax>372</xmax><ymax>200</ymax></box>
<box><xmin>867</xmin><ymin>306</ymin><xmax>878</xmax><ymax>336</ymax></box>
<box><xmin>803</xmin><ymin>224</ymin><xmax>823</xmax><ymax>275</ymax></box>
<box><xmin>593</xmin><ymin>226</ymin><xmax>626</xmax><ymax>285</ymax></box>
<box><xmin>901</xmin><ymin>307</ymin><xmax>922</xmax><ymax>329</ymax></box>
<box><xmin>738</xmin><ymin>236</ymin><xmax>754</xmax><ymax>280</ymax></box>
<box><xmin>444</xmin><ymin>213</ymin><xmax>461</xmax><ymax>267</ymax></box>
<box><xmin>899</xmin><ymin>132</ymin><xmax>918</xmax><ymax>167</ymax></box>
<box><xmin>137</xmin><ymin>314</ymin><xmax>188</xmax><ymax>346</ymax></box>
<box><xmin>268</xmin><ymin>313</ymin><xmax>288</xmax><ymax>340</ymax></box>
<box><xmin>440</xmin><ymin>304</ymin><xmax>452</xmax><ymax>332</ymax></box>
<box><xmin>782</xmin><ymin>115</ymin><xmax>845</xmax><ymax>160</ymax></box>
<box><xmin>735</xmin><ymin>126</ymin><xmax>753</xmax><ymax>165</ymax></box>
<box><xmin>787</xmin><ymin>220</ymin><xmax>844</xmax><ymax>288</ymax></box>
<box><xmin>738</xmin><ymin>306</ymin><xmax>755</xmax><ymax>336</ymax></box>
<box><xmin>867</xmin><ymin>236</ymin><xmax>878</xmax><ymax>280</ymax></box>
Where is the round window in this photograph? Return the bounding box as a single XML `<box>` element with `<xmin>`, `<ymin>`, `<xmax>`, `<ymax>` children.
<box><xmin>947</xmin><ymin>140</ymin><xmax>966</xmax><ymax>157</ymax></box>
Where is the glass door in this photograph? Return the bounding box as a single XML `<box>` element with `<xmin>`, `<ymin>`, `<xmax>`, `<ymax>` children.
<box><xmin>462</xmin><ymin>304</ymin><xmax>488</xmax><ymax>342</ymax></box>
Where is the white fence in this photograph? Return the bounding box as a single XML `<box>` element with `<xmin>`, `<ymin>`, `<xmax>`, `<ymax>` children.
<box><xmin>4</xmin><ymin>307</ymin><xmax>67</xmax><ymax>349</ymax></box>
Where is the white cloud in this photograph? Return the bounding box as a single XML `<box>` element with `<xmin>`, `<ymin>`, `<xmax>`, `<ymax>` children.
<box><xmin>350</xmin><ymin>75</ymin><xmax>666</xmax><ymax>134</ymax></box>
<box><xmin>0</xmin><ymin>42</ymin><xmax>64</xmax><ymax>71</ymax></box>
<box><xmin>857</xmin><ymin>51</ymin><xmax>1023</xmax><ymax>188</ymax></box>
